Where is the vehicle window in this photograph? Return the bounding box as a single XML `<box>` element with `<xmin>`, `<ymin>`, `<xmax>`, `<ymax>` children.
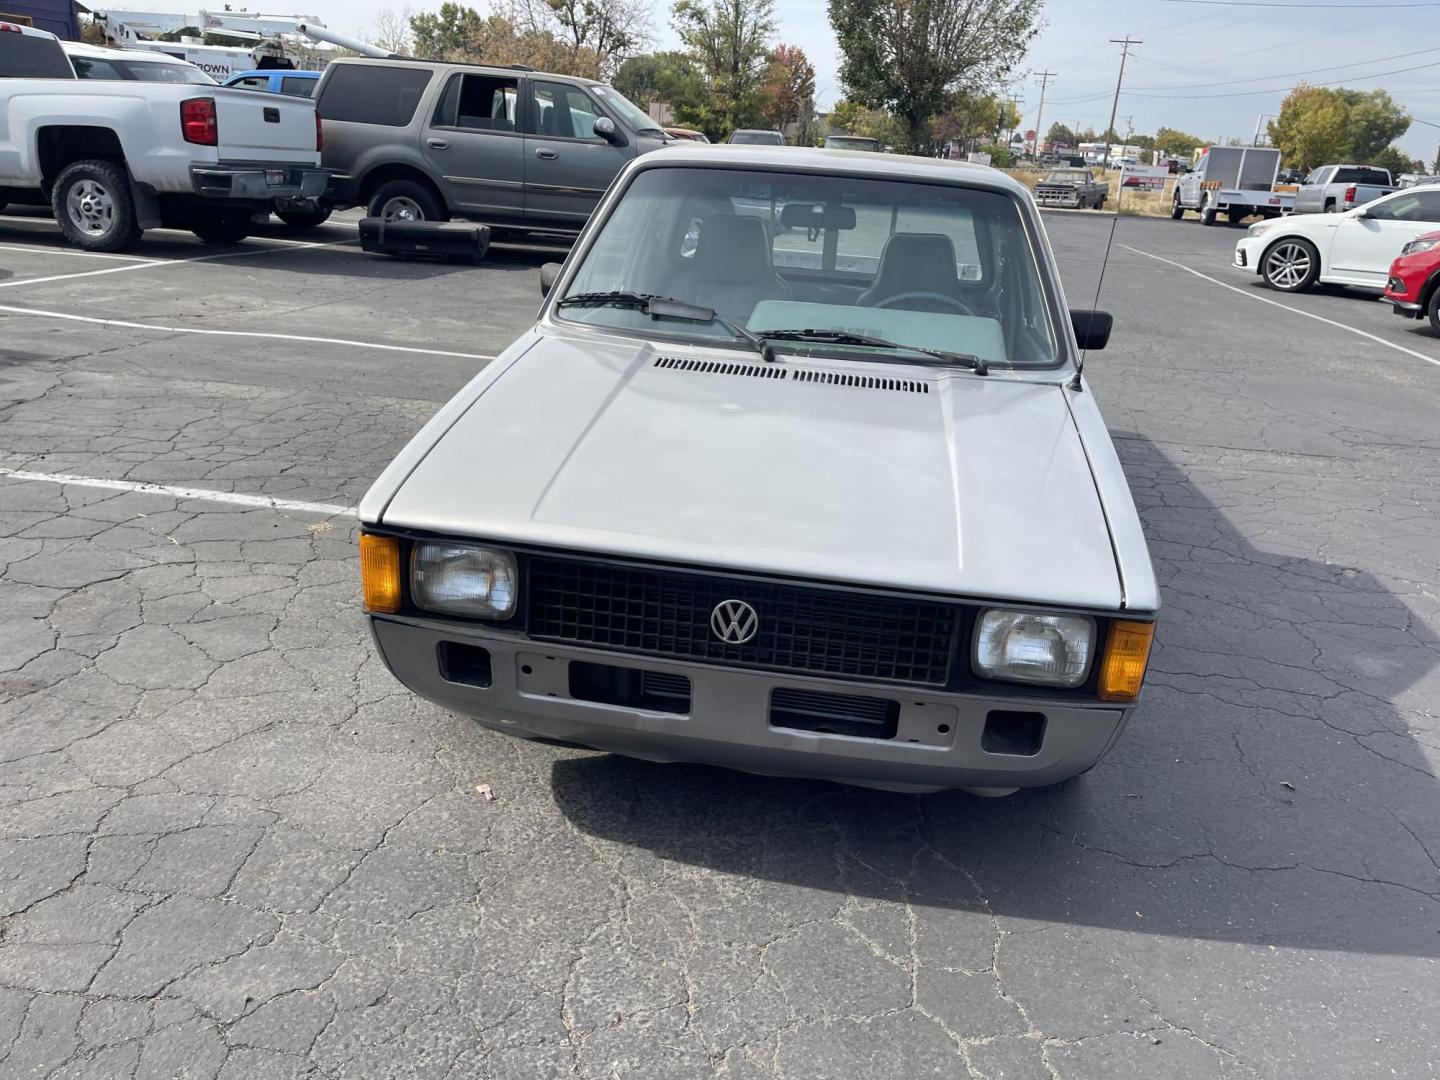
<box><xmin>730</xmin><ymin>131</ymin><xmax>782</xmax><ymax>145</ymax></box>
<box><xmin>69</xmin><ymin>56</ymin><xmax>124</xmax><ymax>80</ymax></box>
<box><xmin>230</xmin><ymin>74</ymin><xmax>271</xmax><ymax>90</ymax></box>
<box><xmin>559</xmin><ymin>166</ymin><xmax>1059</xmax><ymax>368</ymax></box>
<box><xmin>531</xmin><ymin>80</ymin><xmax>601</xmax><ymax>139</ymax></box>
<box><xmin>1371</xmin><ymin>191</ymin><xmax>1440</xmax><ymax>222</ymax></box>
<box><xmin>115</xmin><ymin>59</ymin><xmax>213</xmax><ymax>84</ymax></box>
<box><xmin>434</xmin><ymin>73</ymin><xmax>518</xmax><ymax>131</ymax></box>
<box><xmin>591</xmin><ymin>84</ymin><xmax>659</xmax><ymax>134</ymax></box>
<box><xmin>1303</xmin><ymin>168</ymin><xmax>1324</xmax><ymax>184</ymax></box>
<box><xmin>317</xmin><ymin>63</ymin><xmax>431</xmax><ymax>127</ymax></box>
<box><xmin>280</xmin><ymin>75</ymin><xmax>314</xmax><ymax>97</ymax></box>
<box><xmin>0</xmin><ymin>32</ymin><xmax>75</xmax><ymax>78</ymax></box>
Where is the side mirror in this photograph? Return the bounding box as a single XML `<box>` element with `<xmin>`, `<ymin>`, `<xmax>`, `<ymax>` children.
<box><xmin>539</xmin><ymin>262</ymin><xmax>562</xmax><ymax>297</ymax></box>
<box><xmin>593</xmin><ymin>116</ymin><xmax>620</xmax><ymax>144</ymax></box>
<box><xmin>1071</xmin><ymin>309</ymin><xmax>1113</xmax><ymax>351</ymax></box>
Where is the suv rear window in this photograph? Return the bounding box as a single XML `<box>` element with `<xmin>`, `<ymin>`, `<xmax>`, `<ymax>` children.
<box><xmin>318</xmin><ymin>63</ymin><xmax>431</xmax><ymax>126</ymax></box>
<box><xmin>0</xmin><ymin>31</ymin><xmax>75</xmax><ymax>78</ymax></box>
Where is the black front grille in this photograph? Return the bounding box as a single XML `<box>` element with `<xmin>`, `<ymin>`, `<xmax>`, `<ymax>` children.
<box><xmin>525</xmin><ymin>555</ymin><xmax>957</xmax><ymax>686</ymax></box>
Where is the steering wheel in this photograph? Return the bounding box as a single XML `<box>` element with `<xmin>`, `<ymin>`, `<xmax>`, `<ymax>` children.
<box><xmin>873</xmin><ymin>291</ymin><xmax>975</xmax><ymax>315</ymax></box>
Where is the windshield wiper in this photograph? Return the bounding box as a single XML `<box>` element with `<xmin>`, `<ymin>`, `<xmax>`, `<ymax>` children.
<box><xmin>757</xmin><ymin>329</ymin><xmax>989</xmax><ymax>375</ymax></box>
<box><xmin>557</xmin><ymin>291</ymin><xmax>771</xmax><ymax>360</ymax></box>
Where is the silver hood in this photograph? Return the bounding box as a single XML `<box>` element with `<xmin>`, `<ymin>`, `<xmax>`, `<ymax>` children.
<box><xmin>377</xmin><ymin>333</ymin><xmax>1124</xmax><ymax>610</ymax></box>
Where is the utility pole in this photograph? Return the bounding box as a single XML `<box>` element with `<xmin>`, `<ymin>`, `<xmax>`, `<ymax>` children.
<box><xmin>1103</xmin><ymin>36</ymin><xmax>1142</xmax><ymax>169</ymax></box>
<box><xmin>1033</xmin><ymin>70</ymin><xmax>1056</xmax><ymax>157</ymax></box>
<box><xmin>1007</xmin><ymin>92</ymin><xmax>1024</xmax><ymax>145</ymax></box>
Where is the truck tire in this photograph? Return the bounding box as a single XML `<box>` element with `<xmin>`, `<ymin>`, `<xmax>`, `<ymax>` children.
<box><xmin>1170</xmin><ymin>191</ymin><xmax>1184</xmax><ymax>219</ymax></box>
<box><xmin>51</xmin><ymin>160</ymin><xmax>142</xmax><ymax>253</ymax></box>
<box><xmin>276</xmin><ymin>208</ymin><xmax>332</xmax><ymax>230</ymax></box>
<box><xmin>1324</xmin><ymin>199</ymin><xmax>1337</xmax><ymax>213</ymax></box>
<box><xmin>368</xmin><ymin>179</ymin><xmax>446</xmax><ymax>223</ymax></box>
<box><xmin>1198</xmin><ymin>195</ymin><xmax>1217</xmax><ymax>226</ymax></box>
<box><xmin>1260</xmin><ymin>237</ymin><xmax>1319</xmax><ymax>292</ymax></box>
<box><xmin>191</xmin><ymin>213</ymin><xmax>252</xmax><ymax>244</ymax></box>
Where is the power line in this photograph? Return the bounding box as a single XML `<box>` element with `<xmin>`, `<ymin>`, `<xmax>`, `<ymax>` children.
<box><xmin>1127</xmin><ymin>57</ymin><xmax>1440</xmax><ymax>98</ymax></box>
<box><xmin>1129</xmin><ymin>45</ymin><xmax>1440</xmax><ymax>90</ymax></box>
<box><xmin>1103</xmin><ymin>37</ymin><xmax>1142</xmax><ymax>168</ymax></box>
<box><xmin>1033</xmin><ymin>70</ymin><xmax>1056</xmax><ymax>155</ymax></box>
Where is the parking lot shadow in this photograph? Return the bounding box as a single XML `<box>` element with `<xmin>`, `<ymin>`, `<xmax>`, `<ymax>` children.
<box><xmin>549</xmin><ymin>434</ymin><xmax>1440</xmax><ymax>957</ymax></box>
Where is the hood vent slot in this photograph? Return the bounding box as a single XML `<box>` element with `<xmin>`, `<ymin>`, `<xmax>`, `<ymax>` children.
<box><xmin>652</xmin><ymin>356</ymin><xmax>930</xmax><ymax>394</ymax></box>
<box><xmin>654</xmin><ymin>356</ymin><xmax>785</xmax><ymax>378</ymax></box>
<box><xmin>791</xmin><ymin>368</ymin><xmax>930</xmax><ymax>394</ymax></box>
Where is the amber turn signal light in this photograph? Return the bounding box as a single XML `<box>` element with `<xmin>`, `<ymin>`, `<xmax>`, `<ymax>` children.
<box><xmin>359</xmin><ymin>533</ymin><xmax>402</xmax><ymax>613</ymax></box>
<box><xmin>1098</xmin><ymin>620</ymin><xmax>1155</xmax><ymax>702</ymax></box>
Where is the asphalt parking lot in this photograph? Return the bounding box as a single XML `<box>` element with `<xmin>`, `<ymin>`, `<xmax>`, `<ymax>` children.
<box><xmin>1</xmin><ymin>205</ymin><xmax>1437</xmax><ymax>1080</ymax></box>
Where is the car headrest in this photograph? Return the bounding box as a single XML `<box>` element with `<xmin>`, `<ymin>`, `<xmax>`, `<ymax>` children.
<box><xmin>693</xmin><ymin>215</ymin><xmax>774</xmax><ymax>283</ymax></box>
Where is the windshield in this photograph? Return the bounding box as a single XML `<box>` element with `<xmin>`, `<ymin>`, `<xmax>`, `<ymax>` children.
<box><xmin>731</xmin><ymin>130</ymin><xmax>783</xmax><ymax>144</ymax></box>
<box><xmin>557</xmin><ymin>166</ymin><xmax>1060</xmax><ymax>368</ymax></box>
<box><xmin>71</xmin><ymin>54</ymin><xmax>214</xmax><ymax>84</ymax></box>
<box><xmin>590</xmin><ymin>84</ymin><xmax>661</xmax><ymax>133</ymax></box>
<box><xmin>826</xmin><ymin>137</ymin><xmax>878</xmax><ymax>151</ymax></box>
<box><xmin>1043</xmin><ymin>170</ymin><xmax>1089</xmax><ymax>183</ymax></box>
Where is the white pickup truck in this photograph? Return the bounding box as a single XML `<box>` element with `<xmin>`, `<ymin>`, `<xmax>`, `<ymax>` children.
<box><xmin>0</xmin><ymin>22</ymin><xmax>326</xmax><ymax>250</ymax></box>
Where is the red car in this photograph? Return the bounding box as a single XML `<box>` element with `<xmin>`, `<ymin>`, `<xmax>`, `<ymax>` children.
<box><xmin>1384</xmin><ymin>229</ymin><xmax>1440</xmax><ymax>333</ymax></box>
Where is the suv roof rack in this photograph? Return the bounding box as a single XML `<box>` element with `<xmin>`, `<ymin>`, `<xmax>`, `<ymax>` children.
<box><xmin>505</xmin><ymin>64</ymin><xmax>536</xmax><ymax>71</ymax></box>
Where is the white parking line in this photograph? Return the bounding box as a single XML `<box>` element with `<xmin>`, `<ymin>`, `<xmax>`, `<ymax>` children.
<box><xmin>0</xmin><ymin>238</ymin><xmax>353</xmax><ymax>291</ymax></box>
<box><xmin>0</xmin><ymin>467</ymin><xmax>356</xmax><ymax>516</ymax></box>
<box><xmin>1119</xmin><ymin>243</ymin><xmax>1440</xmax><ymax>371</ymax></box>
<box><xmin>0</xmin><ymin>304</ymin><xmax>497</xmax><ymax>361</ymax></box>
<box><xmin>0</xmin><ymin>242</ymin><xmax>160</xmax><ymax>263</ymax></box>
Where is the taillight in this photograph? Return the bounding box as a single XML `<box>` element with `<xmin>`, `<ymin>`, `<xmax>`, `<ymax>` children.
<box><xmin>314</xmin><ymin>110</ymin><xmax>323</xmax><ymax>152</ymax></box>
<box><xmin>1343</xmin><ymin>185</ymin><xmax>1356</xmax><ymax>205</ymax></box>
<box><xmin>0</xmin><ymin>21</ymin><xmax>23</xmax><ymax>31</ymax></box>
<box><xmin>180</xmin><ymin>98</ymin><xmax>217</xmax><ymax>146</ymax></box>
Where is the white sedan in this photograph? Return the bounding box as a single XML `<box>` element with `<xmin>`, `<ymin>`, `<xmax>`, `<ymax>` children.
<box><xmin>1235</xmin><ymin>186</ymin><xmax>1440</xmax><ymax>292</ymax></box>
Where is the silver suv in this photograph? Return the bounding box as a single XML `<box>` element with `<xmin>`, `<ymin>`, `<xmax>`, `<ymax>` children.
<box><xmin>315</xmin><ymin>58</ymin><xmax>668</xmax><ymax>233</ymax></box>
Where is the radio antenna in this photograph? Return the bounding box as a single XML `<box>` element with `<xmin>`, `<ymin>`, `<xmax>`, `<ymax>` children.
<box><xmin>1070</xmin><ymin>213</ymin><xmax>1120</xmax><ymax>393</ymax></box>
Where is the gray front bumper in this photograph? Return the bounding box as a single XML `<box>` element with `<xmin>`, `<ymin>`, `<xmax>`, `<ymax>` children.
<box><xmin>190</xmin><ymin>163</ymin><xmax>329</xmax><ymax>201</ymax></box>
<box><xmin>369</xmin><ymin>616</ymin><xmax>1132</xmax><ymax>793</ymax></box>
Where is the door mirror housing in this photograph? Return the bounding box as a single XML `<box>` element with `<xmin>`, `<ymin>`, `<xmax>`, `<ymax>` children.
<box><xmin>539</xmin><ymin>262</ymin><xmax>562</xmax><ymax>297</ymax></box>
<box><xmin>1071</xmin><ymin>309</ymin><xmax>1113</xmax><ymax>351</ymax></box>
<box><xmin>593</xmin><ymin>116</ymin><xmax>621</xmax><ymax>144</ymax></box>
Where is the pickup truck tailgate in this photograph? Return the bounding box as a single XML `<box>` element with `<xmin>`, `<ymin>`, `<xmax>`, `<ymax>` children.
<box><xmin>212</xmin><ymin>88</ymin><xmax>317</xmax><ymax>163</ymax></box>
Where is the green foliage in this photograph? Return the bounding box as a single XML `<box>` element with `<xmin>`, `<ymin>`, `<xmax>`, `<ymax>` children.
<box><xmin>672</xmin><ymin>0</ymin><xmax>777</xmax><ymax>137</ymax></box>
<box><xmin>1268</xmin><ymin>82</ymin><xmax>1411</xmax><ymax>171</ymax></box>
<box><xmin>980</xmin><ymin>142</ymin><xmax>1015</xmax><ymax>167</ymax></box>
<box><xmin>1154</xmin><ymin>126</ymin><xmax>1203</xmax><ymax>158</ymax></box>
<box><xmin>827</xmin><ymin>0</ymin><xmax>1042</xmax><ymax>153</ymax></box>
<box><xmin>1368</xmin><ymin>145</ymin><xmax>1417</xmax><ymax>177</ymax></box>
<box><xmin>614</xmin><ymin>50</ymin><xmax>705</xmax><ymax>111</ymax></box>
<box><xmin>829</xmin><ymin>99</ymin><xmax>905</xmax><ymax>146</ymax></box>
<box><xmin>759</xmin><ymin>43</ymin><xmax>816</xmax><ymax>138</ymax></box>
<box><xmin>410</xmin><ymin>2</ymin><xmax>487</xmax><ymax>58</ymax></box>
<box><xmin>1044</xmin><ymin>122</ymin><xmax>1077</xmax><ymax>148</ymax></box>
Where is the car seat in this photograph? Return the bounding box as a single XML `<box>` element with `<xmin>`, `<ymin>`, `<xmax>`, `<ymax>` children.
<box><xmin>856</xmin><ymin>233</ymin><xmax>964</xmax><ymax>310</ymax></box>
<box><xmin>681</xmin><ymin>215</ymin><xmax>791</xmax><ymax>322</ymax></box>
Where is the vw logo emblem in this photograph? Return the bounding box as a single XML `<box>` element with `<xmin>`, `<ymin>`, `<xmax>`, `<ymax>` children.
<box><xmin>710</xmin><ymin>599</ymin><xmax>759</xmax><ymax>644</ymax></box>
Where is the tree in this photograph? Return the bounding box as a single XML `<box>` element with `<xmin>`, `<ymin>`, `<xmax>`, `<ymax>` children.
<box><xmin>369</xmin><ymin>6</ymin><xmax>415</xmax><ymax>53</ymax></box>
<box><xmin>410</xmin><ymin>2</ymin><xmax>487</xmax><ymax>58</ymax></box>
<box><xmin>1368</xmin><ymin>145</ymin><xmax>1415</xmax><ymax>177</ymax></box>
<box><xmin>614</xmin><ymin>50</ymin><xmax>704</xmax><ymax>112</ymax></box>
<box><xmin>758</xmin><ymin>44</ymin><xmax>815</xmax><ymax>139</ymax></box>
<box><xmin>1154</xmin><ymin>126</ymin><xmax>1202</xmax><ymax>158</ymax></box>
<box><xmin>672</xmin><ymin>0</ymin><xmax>777</xmax><ymax>137</ymax></box>
<box><xmin>1045</xmin><ymin>121</ymin><xmax>1077</xmax><ymax>149</ymax></box>
<box><xmin>1338</xmin><ymin>88</ymin><xmax>1409</xmax><ymax>161</ymax></box>
<box><xmin>1267</xmin><ymin>84</ymin><xmax>1350</xmax><ymax>171</ymax></box>
<box><xmin>828</xmin><ymin>0</ymin><xmax>1041</xmax><ymax>153</ymax></box>
<box><xmin>829</xmin><ymin>99</ymin><xmax>905</xmax><ymax>146</ymax></box>
<box><xmin>511</xmin><ymin>0</ymin><xmax>652</xmax><ymax>75</ymax></box>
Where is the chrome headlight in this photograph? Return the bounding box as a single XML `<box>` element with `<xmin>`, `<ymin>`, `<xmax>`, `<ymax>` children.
<box><xmin>1247</xmin><ymin>221</ymin><xmax>1276</xmax><ymax>237</ymax></box>
<box><xmin>973</xmin><ymin>609</ymin><xmax>1096</xmax><ymax>688</ymax></box>
<box><xmin>1401</xmin><ymin>236</ymin><xmax>1440</xmax><ymax>256</ymax></box>
<box><xmin>411</xmin><ymin>543</ymin><xmax>518</xmax><ymax>619</ymax></box>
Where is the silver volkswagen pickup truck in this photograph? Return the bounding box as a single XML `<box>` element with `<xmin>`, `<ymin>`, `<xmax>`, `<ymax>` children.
<box><xmin>359</xmin><ymin>146</ymin><xmax>1158</xmax><ymax>795</ymax></box>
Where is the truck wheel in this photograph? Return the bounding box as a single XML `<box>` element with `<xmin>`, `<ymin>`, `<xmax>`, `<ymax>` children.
<box><xmin>1198</xmin><ymin>196</ymin><xmax>1217</xmax><ymax>226</ymax></box>
<box><xmin>1170</xmin><ymin>192</ymin><xmax>1184</xmax><ymax>219</ymax></box>
<box><xmin>191</xmin><ymin>213</ymin><xmax>252</xmax><ymax>244</ymax></box>
<box><xmin>276</xmin><ymin>208</ymin><xmax>332</xmax><ymax>230</ymax></box>
<box><xmin>51</xmin><ymin>160</ymin><xmax>142</xmax><ymax>253</ymax></box>
<box><xmin>1095</xmin><ymin>196</ymin><xmax>1106</xmax><ymax>210</ymax></box>
<box><xmin>1261</xmin><ymin>238</ymin><xmax>1319</xmax><ymax>292</ymax></box>
<box><xmin>368</xmin><ymin>179</ymin><xmax>446</xmax><ymax>223</ymax></box>
<box><xmin>1323</xmin><ymin>199</ymin><xmax>1337</xmax><ymax>213</ymax></box>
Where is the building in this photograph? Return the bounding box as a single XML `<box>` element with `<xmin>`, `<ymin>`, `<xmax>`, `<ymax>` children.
<box><xmin>0</xmin><ymin>0</ymin><xmax>81</xmax><ymax>38</ymax></box>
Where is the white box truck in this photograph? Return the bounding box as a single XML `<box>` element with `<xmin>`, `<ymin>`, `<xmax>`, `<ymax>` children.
<box><xmin>1171</xmin><ymin>146</ymin><xmax>1293</xmax><ymax>226</ymax></box>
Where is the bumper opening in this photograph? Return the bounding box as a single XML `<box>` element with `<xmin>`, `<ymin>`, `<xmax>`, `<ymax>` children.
<box><xmin>570</xmin><ymin>661</ymin><xmax>692</xmax><ymax>715</ymax></box>
<box><xmin>981</xmin><ymin>710</ymin><xmax>1046</xmax><ymax>756</ymax></box>
<box><xmin>438</xmin><ymin>641</ymin><xmax>492</xmax><ymax>688</ymax></box>
<box><xmin>770</xmin><ymin>688</ymin><xmax>900</xmax><ymax>740</ymax></box>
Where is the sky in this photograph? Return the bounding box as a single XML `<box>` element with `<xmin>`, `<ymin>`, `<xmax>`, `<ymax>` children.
<box><xmin>134</xmin><ymin>0</ymin><xmax>1440</xmax><ymax>164</ymax></box>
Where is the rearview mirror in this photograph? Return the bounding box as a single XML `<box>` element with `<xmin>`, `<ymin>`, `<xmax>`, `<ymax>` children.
<box><xmin>593</xmin><ymin>116</ymin><xmax>620</xmax><ymax>144</ymax></box>
<box><xmin>539</xmin><ymin>262</ymin><xmax>562</xmax><ymax>296</ymax></box>
<box><xmin>1070</xmin><ymin>309</ymin><xmax>1113</xmax><ymax>351</ymax></box>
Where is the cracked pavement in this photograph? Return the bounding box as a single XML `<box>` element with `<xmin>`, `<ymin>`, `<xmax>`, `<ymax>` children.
<box><xmin>1</xmin><ymin>212</ymin><xmax>1438</xmax><ymax>1078</ymax></box>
